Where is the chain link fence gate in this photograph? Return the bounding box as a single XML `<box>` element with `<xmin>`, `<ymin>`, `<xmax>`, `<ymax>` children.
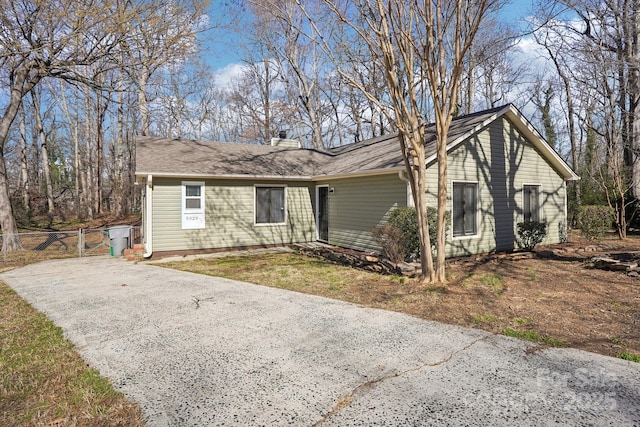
<box><xmin>1</xmin><ymin>227</ymin><xmax>142</xmax><ymax>264</ymax></box>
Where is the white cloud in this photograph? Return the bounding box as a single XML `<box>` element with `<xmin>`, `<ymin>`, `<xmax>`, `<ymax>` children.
<box><xmin>212</xmin><ymin>63</ymin><xmax>247</xmax><ymax>90</ymax></box>
<box><xmin>513</xmin><ymin>36</ymin><xmax>551</xmax><ymax>75</ymax></box>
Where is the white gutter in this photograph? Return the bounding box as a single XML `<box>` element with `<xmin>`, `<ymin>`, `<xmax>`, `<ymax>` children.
<box><xmin>563</xmin><ymin>180</ymin><xmax>568</xmax><ymax>240</ymax></box>
<box><xmin>143</xmin><ymin>174</ymin><xmax>153</xmax><ymax>258</ymax></box>
<box><xmin>135</xmin><ymin>171</ymin><xmax>313</xmax><ymax>181</ymax></box>
<box><xmin>312</xmin><ymin>168</ymin><xmax>403</xmax><ymax>181</ymax></box>
<box><xmin>135</xmin><ymin>168</ymin><xmax>405</xmax><ymax>182</ymax></box>
<box><xmin>398</xmin><ymin>169</ymin><xmax>414</xmax><ymax>207</ymax></box>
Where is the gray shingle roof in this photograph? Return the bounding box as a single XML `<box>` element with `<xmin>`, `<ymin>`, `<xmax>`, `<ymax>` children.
<box><xmin>135</xmin><ymin>136</ymin><xmax>329</xmax><ymax>179</ymax></box>
<box><xmin>135</xmin><ymin>104</ymin><xmax>578</xmax><ymax>181</ymax></box>
<box><xmin>322</xmin><ymin>104</ymin><xmax>508</xmax><ymax>176</ymax></box>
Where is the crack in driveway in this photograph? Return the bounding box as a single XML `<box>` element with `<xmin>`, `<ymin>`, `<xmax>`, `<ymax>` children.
<box><xmin>311</xmin><ymin>335</ymin><xmax>490</xmax><ymax>426</ymax></box>
<box><xmin>6</xmin><ymin>259</ymin><xmax>638</xmax><ymax>425</ymax></box>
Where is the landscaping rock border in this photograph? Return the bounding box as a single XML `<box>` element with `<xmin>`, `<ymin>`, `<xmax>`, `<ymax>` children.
<box><xmin>589</xmin><ymin>253</ymin><xmax>640</xmax><ymax>278</ymax></box>
<box><xmin>295</xmin><ymin>242</ymin><xmax>640</xmax><ymax>279</ymax></box>
<box><xmin>294</xmin><ymin>243</ymin><xmax>418</xmax><ymax>277</ymax></box>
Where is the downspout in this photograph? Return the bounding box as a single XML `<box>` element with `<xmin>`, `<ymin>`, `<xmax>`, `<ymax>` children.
<box><xmin>563</xmin><ymin>180</ymin><xmax>568</xmax><ymax>242</ymax></box>
<box><xmin>144</xmin><ymin>174</ymin><xmax>153</xmax><ymax>258</ymax></box>
<box><xmin>398</xmin><ymin>170</ymin><xmax>413</xmax><ymax>207</ymax></box>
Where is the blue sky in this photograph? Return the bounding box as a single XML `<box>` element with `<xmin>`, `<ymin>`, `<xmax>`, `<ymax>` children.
<box><xmin>202</xmin><ymin>0</ymin><xmax>540</xmax><ymax>75</ymax></box>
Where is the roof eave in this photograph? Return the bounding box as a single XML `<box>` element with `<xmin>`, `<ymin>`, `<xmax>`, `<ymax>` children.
<box><xmin>311</xmin><ymin>167</ymin><xmax>404</xmax><ymax>181</ymax></box>
<box><xmin>425</xmin><ymin>104</ymin><xmax>579</xmax><ymax>182</ymax></box>
<box><xmin>503</xmin><ymin>106</ymin><xmax>580</xmax><ymax>181</ymax></box>
<box><xmin>135</xmin><ymin>171</ymin><xmax>314</xmax><ymax>181</ymax></box>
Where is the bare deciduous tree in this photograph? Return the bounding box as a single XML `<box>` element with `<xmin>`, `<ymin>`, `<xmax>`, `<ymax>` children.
<box><xmin>534</xmin><ymin>0</ymin><xmax>640</xmax><ymax>235</ymax></box>
<box><xmin>304</xmin><ymin>0</ymin><xmax>499</xmax><ymax>283</ymax></box>
<box><xmin>241</xmin><ymin>0</ymin><xmax>335</xmax><ymax>149</ymax></box>
<box><xmin>0</xmin><ymin>0</ymin><xmax>128</xmax><ymax>251</ymax></box>
<box><xmin>459</xmin><ymin>17</ymin><xmax>520</xmax><ymax>114</ymax></box>
<box><xmin>0</xmin><ymin>0</ymin><xmax>210</xmax><ymax>252</ymax></box>
<box><xmin>119</xmin><ymin>0</ymin><xmax>210</xmax><ymax>136</ymax></box>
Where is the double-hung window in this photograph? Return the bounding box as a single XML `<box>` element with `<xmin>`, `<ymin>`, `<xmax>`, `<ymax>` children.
<box><xmin>452</xmin><ymin>182</ymin><xmax>478</xmax><ymax>238</ymax></box>
<box><xmin>255</xmin><ymin>186</ymin><xmax>286</xmax><ymax>224</ymax></box>
<box><xmin>182</xmin><ymin>181</ymin><xmax>205</xmax><ymax>229</ymax></box>
<box><xmin>523</xmin><ymin>185</ymin><xmax>541</xmax><ymax>222</ymax></box>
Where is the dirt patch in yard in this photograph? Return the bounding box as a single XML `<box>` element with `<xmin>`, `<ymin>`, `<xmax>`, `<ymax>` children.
<box><xmin>422</xmin><ymin>249</ymin><xmax>639</xmax><ymax>358</ymax></box>
<box><xmin>161</xmin><ymin>236</ymin><xmax>640</xmax><ymax>361</ymax></box>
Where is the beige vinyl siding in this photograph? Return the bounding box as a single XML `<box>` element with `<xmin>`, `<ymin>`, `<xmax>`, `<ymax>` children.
<box><xmin>428</xmin><ymin>117</ymin><xmax>567</xmax><ymax>257</ymax></box>
<box><xmin>152</xmin><ymin>178</ymin><xmax>315</xmax><ymax>252</ymax></box>
<box><xmin>318</xmin><ymin>173</ymin><xmax>407</xmax><ymax>253</ymax></box>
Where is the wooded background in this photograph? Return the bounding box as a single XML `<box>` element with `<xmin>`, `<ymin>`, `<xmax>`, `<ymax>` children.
<box><xmin>1</xmin><ymin>0</ymin><xmax>639</xmax><ymax>251</ymax></box>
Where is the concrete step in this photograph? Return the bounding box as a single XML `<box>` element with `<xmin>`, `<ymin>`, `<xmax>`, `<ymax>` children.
<box><xmin>124</xmin><ymin>247</ymin><xmax>145</xmax><ymax>261</ymax></box>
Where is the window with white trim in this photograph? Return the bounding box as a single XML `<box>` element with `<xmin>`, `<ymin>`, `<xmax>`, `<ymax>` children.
<box><xmin>182</xmin><ymin>181</ymin><xmax>205</xmax><ymax>229</ymax></box>
<box><xmin>523</xmin><ymin>185</ymin><xmax>541</xmax><ymax>222</ymax></box>
<box><xmin>255</xmin><ymin>186</ymin><xmax>286</xmax><ymax>224</ymax></box>
<box><xmin>452</xmin><ymin>182</ymin><xmax>478</xmax><ymax>237</ymax></box>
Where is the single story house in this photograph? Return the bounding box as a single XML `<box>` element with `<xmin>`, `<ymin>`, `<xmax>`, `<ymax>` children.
<box><xmin>135</xmin><ymin>104</ymin><xmax>579</xmax><ymax>258</ymax></box>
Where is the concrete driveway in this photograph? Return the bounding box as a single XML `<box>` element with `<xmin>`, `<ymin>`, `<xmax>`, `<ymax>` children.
<box><xmin>2</xmin><ymin>256</ymin><xmax>639</xmax><ymax>426</ymax></box>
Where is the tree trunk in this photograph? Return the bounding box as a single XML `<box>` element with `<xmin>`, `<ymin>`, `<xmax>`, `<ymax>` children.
<box><xmin>465</xmin><ymin>55</ymin><xmax>475</xmax><ymax>114</ymax></box>
<box><xmin>0</xmin><ymin>67</ymin><xmax>41</xmax><ymax>252</ymax></box>
<box><xmin>55</xmin><ymin>81</ymin><xmax>83</xmax><ymax>218</ymax></box>
<box><xmin>400</xmin><ymin>134</ymin><xmax>435</xmax><ymax>282</ymax></box>
<box><xmin>18</xmin><ymin>104</ymin><xmax>30</xmax><ymax>213</ymax></box>
<box><xmin>56</xmin><ymin>81</ymin><xmax>82</xmax><ymax>217</ymax></box>
<box><xmin>96</xmin><ymin>93</ymin><xmax>105</xmax><ymax>215</ymax></box>
<box><xmin>263</xmin><ymin>57</ymin><xmax>272</xmax><ymax>141</ymax></box>
<box><xmin>138</xmin><ymin>70</ymin><xmax>151</xmax><ymax>136</ymax></box>
<box><xmin>32</xmin><ymin>90</ymin><xmax>55</xmax><ymax>215</ymax></box>
<box><xmin>435</xmin><ymin>127</ymin><xmax>448</xmax><ymax>283</ymax></box>
<box><xmin>114</xmin><ymin>72</ymin><xmax>125</xmax><ymax>217</ymax></box>
<box><xmin>0</xmin><ymin>158</ymin><xmax>22</xmax><ymax>252</ymax></box>
<box><xmin>629</xmin><ymin>0</ymin><xmax>640</xmax><ymax>199</ymax></box>
<box><xmin>544</xmin><ymin>45</ymin><xmax>579</xmax><ymax>204</ymax></box>
<box><xmin>631</xmin><ymin>59</ymin><xmax>640</xmax><ymax>199</ymax></box>
<box><xmin>83</xmin><ymin>85</ymin><xmax>94</xmax><ymax>219</ymax></box>
<box><xmin>308</xmin><ymin>102</ymin><xmax>325</xmax><ymax>150</ymax></box>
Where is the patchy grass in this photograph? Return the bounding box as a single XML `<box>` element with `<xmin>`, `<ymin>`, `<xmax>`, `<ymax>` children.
<box><xmin>462</xmin><ymin>272</ymin><xmax>507</xmax><ymax>295</ymax></box>
<box><xmin>514</xmin><ymin>317</ymin><xmax>533</xmax><ymax>326</ymax></box>
<box><xmin>162</xmin><ymin>253</ymin><xmax>402</xmax><ymax>302</ymax></box>
<box><xmin>616</xmin><ymin>352</ymin><xmax>640</xmax><ymax>363</ymax></box>
<box><xmin>610</xmin><ymin>337</ymin><xmax>626</xmax><ymax>346</ymax></box>
<box><xmin>502</xmin><ymin>327</ymin><xmax>568</xmax><ymax>347</ymax></box>
<box><xmin>0</xmin><ymin>281</ymin><xmax>144</xmax><ymax>426</ymax></box>
<box><xmin>0</xmin><ymin>250</ymin><xmax>78</xmax><ymax>273</ymax></box>
<box><xmin>471</xmin><ymin>314</ymin><xmax>498</xmax><ymax>324</ymax></box>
